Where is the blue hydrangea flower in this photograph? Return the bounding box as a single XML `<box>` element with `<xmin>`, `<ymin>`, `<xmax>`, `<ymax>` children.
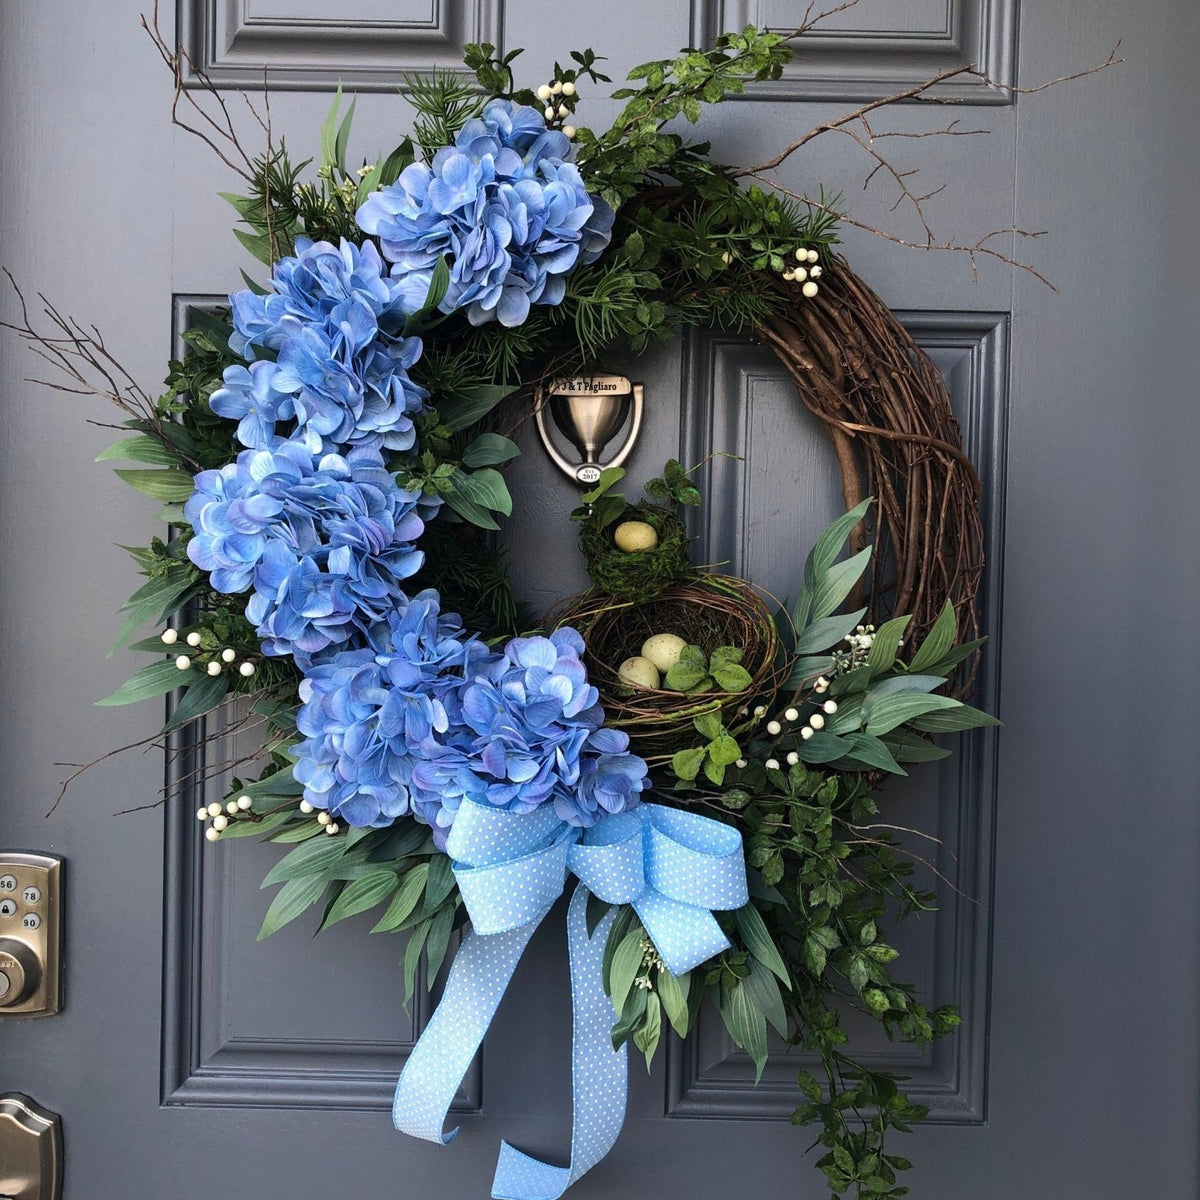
<box><xmin>230</xmin><ymin>237</ymin><xmax>411</xmax><ymax>358</ymax></box>
<box><xmin>222</xmin><ymin>237</ymin><xmax>430</xmax><ymax>454</ymax></box>
<box><xmin>184</xmin><ymin>441</ymin><xmax>431</xmax><ymax>664</ymax></box>
<box><xmin>292</xmin><ymin>592</ymin><xmax>489</xmax><ymax>827</ymax></box>
<box><xmin>407</xmin><ymin>627</ymin><xmax>648</xmax><ymax>837</ymax></box>
<box><xmin>356</xmin><ymin>99</ymin><xmax>615</xmax><ymax>328</ymax></box>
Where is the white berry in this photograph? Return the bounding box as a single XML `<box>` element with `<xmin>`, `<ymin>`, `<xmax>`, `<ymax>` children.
<box><xmin>810</xmin><ymin>265</ymin><xmax>822</xmax><ymax>278</ymax></box>
<box><xmin>161</xmin><ymin>628</ymin><xmax>179</xmax><ymax>645</ymax></box>
<box><xmin>794</xmin><ymin>247</ymin><xmax>807</xmax><ymax>262</ymax></box>
<box><xmin>735</xmin><ymin>759</ymin><xmax>747</xmax><ymax>769</ymax></box>
<box><xmin>766</xmin><ymin>720</ymin><xmax>782</xmax><ymax>735</ymax></box>
<box><xmin>784</xmin><ymin>707</ymin><xmax>799</xmax><ymax>722</ymax></box>
<box><xmin>536</xmin><ymin>84</ymin><xmax>552</xmax><ymax>101</ymax></box>
<box><xmin>226</xmin><ymin>801</ymin><xmax>240</xmax><ymax>815</ymax></box>
<box><xmin>786</xmin><ymin>752</ymin><xmax>799</xmax><ymax>766</ymax></box>
<box><xmin>196</xmin><ymin>807</ymin><xmax>208</xmax><ymax>821</ymax></box>
<box><xmin>562</xmin><ymin>80</ymin><xmax>576</xmax><ymax>96</ymax></box>
<box><xmin>175</xmin><ymin>655</ymin><xmax>192</xmax><ymax>670</ymax></box>
<box><xmin>802</xmin><ymin>281</ymin><xmax>819</xmax><ymax>298</ymax></box>
<box><xmin>317</xmin><ymin>811</ymin><xmax>331</xmax><ymax>826</ymax></box>
<box><xmin>237</xmin><ymin>795</ymin><xmax>253</xmax><ymax>812</ymax></box>
<box><xmin>186</xmin><ymin>631</ymin><xmax>202</xmax><ymax>647</ymax></box>
<box><xmin>206</xmin><ymin>661</ymin><xmax>221</xmax><ymax>676</ymax></box>
<box><xmin>807</xmin><ymin>249</ymin><xmax>819</xmax><ymax>263</ymax></box>
<box><xmin>204</xmin><ymin>826</ymin><xmax>220</xmax><ymax>842</ymax></box>
<box><xmin>753</xmin><ymin>706</ymin><xmax>766</xmax><ymax>718</ymax></box>
<box><xmin>239</xmin><ymin>662</ymin><xmax>256</xmax><ymax>677</ymax></box>
<box><xmin>823</xmin><ymin>700</ymin><xmax>838</xmax><ymax>714</ymax></box>
<box><xmin>782</xmin><ymin>269</ymin><xmax>795</xmax><ymax>282</ymax></box>
<box><xmin>765</xmin><ymin>758</ymin><xmax>780</xmax><ymax>770</ymax></box>
<box><xmin>544</xmin><ymin>106</ymin><xmax>556</xmax><ymax>121</ymax></box>
<box><xmin>557</xmin><ymin>104</ymin><xmax>569</xmax><ymax>118</ymax></box>
<box><xmin>793</xmin><ymin>267</ymin><xmax>807</xmax><ymax>283</ymax></box>
<box><xmin>809</xmin><ymin>713</ymin><xmax>826</xmax><ymax>730</ymax></box>
<box><xmin>801</xmin><ymin>727</ymin><xmax>814</xmax><ymax>740</ymax></box>
<box><xmin>325</xmin><ymin>823</ymin><xmax>340</xmax><ymax>836</ymax></box>
<box><xmin>550</xmin><ymin>80</ymin><xmax>563</xmax><ymax>95</ymax></box>
<box><xmin>299</xmin><ymin>800</ymin><xmax>315</xmax><ymax>814</ymax></box>
<box><xmin>562</xmin><ymin>125</ymin><xmax>576</xmax><ymax>139</ymax></box>
<box><xmin>221</xmin><ymin>648</ymin><xmax>236</xmax><ymax>663</ymax></box>
<box><xmin>207</xmin><ymin>802</ymin><xmax>222</xmax><ymax>817</ymax></box>
<box><xmin>212</xmin><ymin>814</ymin><xmax>228</xmax><ymax>831</ymax></box>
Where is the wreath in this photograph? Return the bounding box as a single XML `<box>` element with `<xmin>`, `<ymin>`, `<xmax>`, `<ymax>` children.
<box><xmin>6</xmin><ymin>14</ymin><xmax>1115</xmax><ymax>1200</ymax></box>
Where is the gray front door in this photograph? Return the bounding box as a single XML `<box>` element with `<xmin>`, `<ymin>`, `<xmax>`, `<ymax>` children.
<box><xmin>2</xmin><ymin>3</ymin><xmax>1197</xmax><ymax>1198</ymax></box>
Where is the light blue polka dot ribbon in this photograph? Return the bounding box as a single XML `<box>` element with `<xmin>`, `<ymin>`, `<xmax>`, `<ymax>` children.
<box><xmin>392</xmin><ymin>798</ymin><xmax>749</xmax><ymax>1199</ymax></box>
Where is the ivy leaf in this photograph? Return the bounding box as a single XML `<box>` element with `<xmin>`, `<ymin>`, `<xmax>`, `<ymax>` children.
<box><xmin>702</xmin><ymin>756</ymin><xmax>726</xmax><ymax>786</ymax></box>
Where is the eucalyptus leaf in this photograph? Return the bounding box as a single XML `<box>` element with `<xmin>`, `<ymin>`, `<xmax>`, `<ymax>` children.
<box><xmin>633</xmin><ymin>992</ymin><xmax>662</xmax><ymax>1070</ymax></box>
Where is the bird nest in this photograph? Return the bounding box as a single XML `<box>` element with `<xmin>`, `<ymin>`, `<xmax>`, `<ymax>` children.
<box><xmin>551</xmin><ymin>574</ymin><xmax>788</xmax><ymax>762</ymax></box>
<box><xmin>577</xmin><ymin>500</ymin><xmax>691</xmax><ymax>603</ymax></box>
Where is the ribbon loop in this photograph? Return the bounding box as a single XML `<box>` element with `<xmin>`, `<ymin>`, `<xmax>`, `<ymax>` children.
<box><xmin>393</xmin><ymin>798</ymin><xmax>749</xmax><ymax>1199</ymax></box>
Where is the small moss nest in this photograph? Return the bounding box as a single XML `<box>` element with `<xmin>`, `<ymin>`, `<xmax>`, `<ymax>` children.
<box><xmin>579</xmin><ymin>501</ymin><xmax>691</xmax><ymax>604</ymax></box>
<box><xmin>552</xmin><ymin>574</ymin><xmax>788</xmax><ymax>763</ymax></box>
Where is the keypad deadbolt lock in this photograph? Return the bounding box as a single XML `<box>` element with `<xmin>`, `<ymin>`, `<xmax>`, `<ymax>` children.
<box><xmin>0</xmin><ymin>853</ymin><xmax>62</xmax><ymax>1017</ymax></box>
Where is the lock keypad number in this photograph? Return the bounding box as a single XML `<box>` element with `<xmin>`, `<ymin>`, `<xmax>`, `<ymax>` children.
<box><xmin>0</xmin><ymin>852</ymin><xmax>62</xmax><ymax>1016</ymax></box>
<box><xmin>0</xmin><ymin>875</ymin><xmax>15</xmax><ymax>893</ymax></box>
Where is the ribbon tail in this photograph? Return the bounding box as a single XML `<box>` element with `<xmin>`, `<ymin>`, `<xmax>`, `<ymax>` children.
<box><xmin>634</xmin><ymin>890</ymin><xmax>731</xmax><ymax>977</ymax></box>
<box><xmin>394</xmin><ymin>918</ymin><xmax>541</xmax><ymax>1145</ymax></box>
<box><xmin>491</xmin><ymin>884</ymin><xmax>627</xmax><ymax>1200</ymax></box>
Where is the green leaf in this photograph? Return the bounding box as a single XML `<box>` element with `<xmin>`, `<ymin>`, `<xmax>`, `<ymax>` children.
<box><xmin>461</xmin><ymin>433</ymin><xmax>520</xmax><ymax>468</ymax></box>
<box><xmin>451</xmin><ymin>468</ymin><xmax>513</xmax><ymax>516</ymax></box>
<box><xmin>810</xmin><ymin>546</ymin><xmax>872</xmax><ymax>621</ymax></box>
<box><xmin>114</xmin><ymin>469</ymin><xmax>195</xmax><ymax>502</ymax></box>
<box><xmin>656</xmin><ymin>968</ymin><xmax>691</xmax><ymax>1037</ymax></box>
<box><xmin>907</xmin><ymin>599</ymin><xmax>957</xmax><ymax>673</ymax></box>
<box><xmin>918</xmin><ymin>636</ymin><xmax>988</xmax><ymax>678</ymax></box>
<box><xmin>710</xmin><ymin>645</ymin><xmax>744</xmax><ymax>668</ymax></box>
<box><xmin>95</xmin><ymin>659</ymin><xmax>185</xmax><ymax>707</ymax></box>
<box><xmin>797</xmin><ymin>497</ymin><xmax>873</xmax><ymax>624</ymax></box>
<box><xmin>403</xmin><ymin>918</ymin><xmax>432</xmax><ymax>1007</ymax></box>
<box><xmin>257</xmin><ymin>874</ymin><xmax>326</xmax><ymax>940</ymax></box>
<box><xmin>608</xmin><ymin>925</ymin><xmax>646</xmax><ymax>1016</ymax></box>
<box><xmin>259</xmin><ymin>834</ymin><xmax>350</xmax><ymax>888</ymax></box>
<box><xmin>633</xmin><ymin>992</ymin><xmax>662</xmax><ymax>1070</ymax></box>
<box><xmin>435</xmin><ymin>383</ymin><xmax>515</xmax><ymax>433</ymax></box>
<box><xmin>96</xmin><ymin>435</ymin><xmax>178</xmax><ymax>466</ymax></box>
<box><xmin>215</xmin><ymin>808</ymin><xmax>294</xmax><ymax>839</ymax></box>
<box><xmin>862</xmin><ymin>693</ymin><xmax>960</xmax><ymax>736</ymax></box>
<box><xmin>744</xmin><ymin>958</ymin><xmax>788</xmax><ymax>1037</ymax></box>
<box><xmin>840</xmin><ymin>732</ymin><xmax>906</xmax><ymax>775</ymax></box>
<box><xmin>793</xmin><ymin>608</ymin><xmax>867</xmax><ymax>655</ymax></box>
<box><xmin>906</xmin><ymin>702</ymin><xmax>1000</xmax><ymax>733</ymax></box>
<box><xmin>322</xmin><ymin>870</ymin><xmax>399</xmax><ymax>929</ymax></box>
<box><xmin>795</xmin><ymin>731</ymin><xmax>850</xmax><ymax>764</ymax></box>
<box><xmin>441</xmin><ymin>488</ymin><xmax>500</xmax><ymax>530</ymax></box>
<box><xmin>112</xmin><ymin>568</ymin><xmax>196</xmax><ymax>657</ymax></box>
<box><xmin>233</xmin><ymin>228</ymin><xmax>275</xmax><ymax>265</ymax></box>
<box><xmin>720</xmin><ymin>980</ymin><xmax>767</xmax><ymax>1081</ymax></box>
<box><xmin>735</xmin><ymin>903</ymin><xmax>790</xmax><ymax>984</ymax></box>
<box><xmin>269</xmin><ymin>822</ymin><xmax>323</xmax><ymax>844</ymax></box>
<box><xmin>334</xmin><ymin>97</ymin><xmax>357</xmax><ymax>173</ymax></box>
<box><xmin>866</xmin><ymin>614</ymin><xmax>910</xmax><ymax>675</ymax></box>
<box><xmin>422</xmin><ymin>853</ymin><xmax>457</xmax><ymax>914</ymax></box>
<box><xmin>865</xmin><ymin>674</ymin><xmax>947</xmax><ymax>698</ymax></box>
<box><xmin>797</xmin><ymin>1068</ymin><xmax>823</xmax><ymax>1103</ymax></box>
<box><xmin>161</xmin><ymin>671</ymin><xmax>229</xmax><ymax>731</ymax></box>
<box><xmin>372</xmin><ymin>863</ymin><xmax>430</xmax><ymax>932</ymax></box>
<box><xmin>885</xmin><ymin>732</ymin><xmax>953</xmax><ymax>763</ymax></box>
<box><xmin>424</xmin><ymin>901</ymin><xmax>457</xmax><ymax>981</ymax></box>
<box><xmin>419</xmin><ymin>255</ymin><xmax>451</xmax><ymax>315</ymax></box>
<box><xmin>239</xmin><ymin>769</ymin><xmax>304</xmax><ymax>799</ymax></box>
<box><xmin>708</xmin><ymin>734</ymin><xmax>742</xmax><ymax>768</ymax></box>
<box><xmin>711</xmin><ymin>663</ymin><xmax>752</xmax><ymax>692</ymax></box>
<box><xmin>319</xmin><ymin>85</ymin><xmax>344</xmax><ymax>171</ymax></box>
<box><xmin>665</xmin><ymin>661</ymin><xmax>708</xmax><ymax>692</ymax></box>
<box><xmin>693</xmin><ymin>711</ymin><xmax>723</xmax><ymax>742</ymax></box>
<box><xmin>702</xmin><ymin>756</ymin><xmax>726</xmax><ymax>787</ymax></box>
<box><xmin>671</xmin><ymin>746</ymin><xmax>706</xmax><ymax>781</ymax></box>
<box><xmin>578</xmin><ymin>466</ymin><xmax>625</xmax><ymax>504</ymax></box>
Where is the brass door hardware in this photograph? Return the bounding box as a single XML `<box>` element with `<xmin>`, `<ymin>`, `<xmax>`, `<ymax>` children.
<box><xmin>0</xmin><ymin>1093</ymin><xmax>62</xmax><ymax>1200</ymax></box>
<box><xmin>0</xmin><ymin>854</ymin><xmax>62</xmax><ymax>1017</ymax></box>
